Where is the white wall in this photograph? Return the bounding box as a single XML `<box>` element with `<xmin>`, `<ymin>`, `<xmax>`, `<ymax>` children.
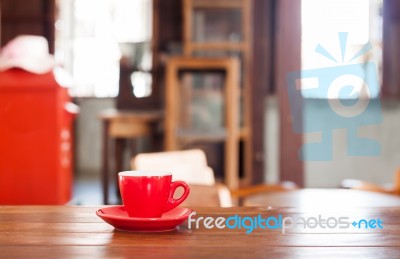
<box><xmin>264</xmin><ymin>97</ymin><xmax>400</xmax><ymax>187</ymax></box>
<box><xmin>304</xmin><ymin>100</ymin><xmax>400</xmax><ymax>187</ymax></box>
<box><xmin>75</xmin><ymin>98</ymin><xmax>115</xmax><ymax>175</ymax></box>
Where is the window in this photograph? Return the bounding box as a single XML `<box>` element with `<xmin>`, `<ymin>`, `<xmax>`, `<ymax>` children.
<box><xmin>55</xmin><ymin>0</ymin><xmax>152</xmax><ymax>97</ymax></box>
<box><xmin>301</xmin><ymin>0</ymin><xmax>383</xmax><ymax>99</ymax></box>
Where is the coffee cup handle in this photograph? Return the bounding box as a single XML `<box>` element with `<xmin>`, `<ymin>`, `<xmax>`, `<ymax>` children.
<box><xmin>165</xmin><ymin>181</ymin><xmax>191</xmax><ymax>212</ymax></box>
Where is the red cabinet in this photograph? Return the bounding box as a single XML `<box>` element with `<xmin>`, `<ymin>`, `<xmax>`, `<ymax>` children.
<box><xmin>0</xmin><ymin>69</ymin><xmax>74</xmax><ymax>204</ymax></box>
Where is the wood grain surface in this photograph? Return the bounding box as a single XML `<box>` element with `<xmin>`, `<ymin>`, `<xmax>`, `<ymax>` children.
<box><xmin>1</xmin><ymin>203</ymin><xmax>400</xmax><ymax>258</ymax></box>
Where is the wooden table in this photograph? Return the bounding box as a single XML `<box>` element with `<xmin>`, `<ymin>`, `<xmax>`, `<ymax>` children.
<box><xmin>244</xmin><ymin>188</ymin><xmax>400</xmax><ymax>207</ymax></box>
<box><xmin>1</xmin><ymin>204</ymin><xmax>400</xmax><ymax>257</ymax></box>
<box><xmin>99</xmin><ymin>109</ymin><xmax>163</xmax><ymax>205</ymax></box>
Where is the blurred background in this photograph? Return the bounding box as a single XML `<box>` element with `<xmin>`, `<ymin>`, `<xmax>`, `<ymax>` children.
<box><xmin>0</xmin><ymin>0</ymin><xmax>399</xmax><ymax>205</ymax></box>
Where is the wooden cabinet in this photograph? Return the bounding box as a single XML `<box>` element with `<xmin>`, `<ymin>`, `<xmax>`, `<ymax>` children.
<box><xmin>165</xmin><ymin>57</ymin><xmax>240</xmax><ymax>189</ymax></box>
<box><xmin>182</xmin><ymin>0</ymin><xmax>253</xmax><ymax>187</ymax></box>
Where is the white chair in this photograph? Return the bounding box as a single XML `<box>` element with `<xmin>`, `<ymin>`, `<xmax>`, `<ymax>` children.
<box><xmin>131</xmin><ymin>149</ymin><xmax>232</xmax><ymax>207</ymax></box>
<box><xmin>341</xmin><ymin>168</ymin><xmax>400</xmax><ymax>195</ymax></box>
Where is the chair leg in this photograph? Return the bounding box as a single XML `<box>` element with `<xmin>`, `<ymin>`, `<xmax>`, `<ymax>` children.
<box><xmin>102</xmin><ymin>121</ymin><xmax>110</xmax><ymax>205</ymax></box>
<box><xmin>394</xmin><ymin>169</ymin><xmax>400</xmax><ymax>194</ymax></box>
<box><xmin>115</xmin><ymin>138</ymin><xmax>125</xmax><ymax>203</ymax></box>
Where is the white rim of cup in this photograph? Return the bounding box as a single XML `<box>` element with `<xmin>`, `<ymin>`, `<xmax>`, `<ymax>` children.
<box><xmin>118</xmin><ymin>170</ymin><xmax>172</xmax><ymax>177</ymax></box>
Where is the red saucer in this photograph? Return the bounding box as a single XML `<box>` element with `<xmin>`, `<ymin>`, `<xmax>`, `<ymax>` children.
<box><xmin>96</xmin><ymin>206</ymin><xmax>194</xmax><ymax>232</ymax></box>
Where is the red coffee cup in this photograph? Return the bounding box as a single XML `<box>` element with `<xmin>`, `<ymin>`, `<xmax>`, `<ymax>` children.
<box><xmin>118</xmin><ymin>171</ymin><xmax>190</xmax><ymax>218</ymax></box>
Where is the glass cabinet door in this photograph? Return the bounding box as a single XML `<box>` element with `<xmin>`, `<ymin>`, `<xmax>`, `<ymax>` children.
<box><xmin>192</xmin><ymin>8</ymin><xmax>242</xmax><ymax>43</ymax></box>
<box><xmin>177</xmin><ymin>71</ymin><xmax>226</xmax><ymax>133</ymax></box>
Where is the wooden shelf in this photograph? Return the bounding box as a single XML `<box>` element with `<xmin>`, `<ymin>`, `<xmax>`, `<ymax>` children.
<box><xmin>177</xmin><ymin>129</ymin><xmax>228</xmax><ymax>143</ymax></box>
<box><xmin>165</xmin><ymin>57</ymin><xmax>240</xmax><ymax>189</ymax></box>
<box><xmin>187</xmin><ymin>42</ymin><xmax>246</xmax><ymax>50</ymax></box>
<box><xmin>176</xmin><ymin>127</ymin><xmax>248</xmax><ymax>143</ymax></box>
<box><xmin>177</xmin><ymin>129</ymin><xmax>248</xmax><ymax>143</ymax></box>
<box><xmin>191</xmin><ymin>0</ymin><xmax>243</xmax><ymax>9</ymax></box>
<box><xmin>183</xmin><ymin>0</ymin><xmax>253</xmax><ymax>188</ymax></box>
<box><xmin>239</xmin><ymin>127</ymin><xmax>249</xmax><ymax>139</ymax></box>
